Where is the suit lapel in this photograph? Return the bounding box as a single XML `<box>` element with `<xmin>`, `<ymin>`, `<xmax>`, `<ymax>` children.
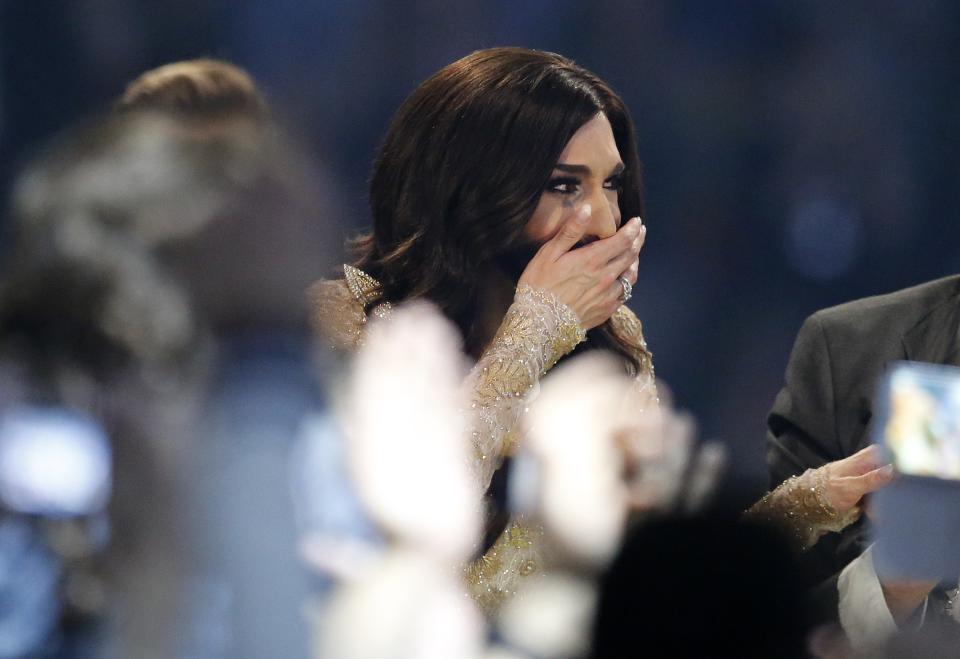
<box><xmin>901</xmin><ymin>294</ymin><xmax>960</xmax><ymax>366</ymax></box>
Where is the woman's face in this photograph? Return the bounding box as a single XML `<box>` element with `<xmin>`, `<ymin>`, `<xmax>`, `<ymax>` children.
<box><xmin>524</xmin><ymin>112</ymin><xmax>624</xmax><ymax>245</ymax></box>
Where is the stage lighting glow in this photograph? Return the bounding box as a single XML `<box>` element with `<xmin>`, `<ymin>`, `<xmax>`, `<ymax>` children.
<box><xmin>0</xmin><ymin>407</ymin><xmax>111</xmax><ymax>517</ymax></box>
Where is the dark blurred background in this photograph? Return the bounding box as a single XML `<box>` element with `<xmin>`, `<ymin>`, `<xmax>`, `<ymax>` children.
<box><xmin>3</xmin><ymin>0</ymin><xmax>960</xmax><ymax>500</ymax></box>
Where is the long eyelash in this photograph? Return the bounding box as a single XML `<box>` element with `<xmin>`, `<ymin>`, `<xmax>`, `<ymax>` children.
<box><xmin>546</xmin><ymin>176</ymin><xmax>580</xmax><ymax>194</ymax></box>
<box><xmin>604</xmin><ymin>173</ymin><xmax>624</xmax><ymax>191</ymax></box>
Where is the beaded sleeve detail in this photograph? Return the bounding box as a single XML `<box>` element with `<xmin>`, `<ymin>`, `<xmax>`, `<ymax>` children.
<box><xmin>465</xmin><ymin>284</ymin><xmax>586</xmax><ymax>491</ymax></box>
<box><xmin>457</xmin><ymin>285</ymin><xmax>585</xmax><ymax>614</ymax></box>
<box><xmin>744</xmin><ymin>466</ymin><xmax>861</xmax><ymax>552</ymax></box>
<box><xmin>463</xmin><ymin>518</ymin><xmax>544</xmax><ymax>614</ymax></box>
<box><xmin>610</xmin><ymin>305</ymin><xmax>655</xmax><ymax>377</ymax></box>
<box><xmin>308</xmin><ymin>265</ymin><xmax>392</xmax><ymax>352</ymax></box>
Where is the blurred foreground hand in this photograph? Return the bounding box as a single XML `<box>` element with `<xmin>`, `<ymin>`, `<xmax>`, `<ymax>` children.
<box><xmin>518</xmin><ymin>353</ymin><xmax>725</xmax><ymax>568</ymax></box>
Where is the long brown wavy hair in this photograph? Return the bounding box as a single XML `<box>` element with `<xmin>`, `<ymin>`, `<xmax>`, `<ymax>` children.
<box><xmin>353</xmin><ymin>47</ymin><xmax>645</xmax><ymax>372</ymax></box>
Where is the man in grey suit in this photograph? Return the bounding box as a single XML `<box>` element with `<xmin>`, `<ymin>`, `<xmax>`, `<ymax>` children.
<box><xmin>768</xmin><ymin>275</ymin><xmax>960</xmax><ymax>647</ymax></box>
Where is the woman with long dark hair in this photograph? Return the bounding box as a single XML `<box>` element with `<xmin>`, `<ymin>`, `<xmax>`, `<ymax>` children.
<box><xmin>314</xmin><ymin>47</ymin><xmax>650</xmax><ymax>613</ymax></box>
<box><xmin>312</xmin><ymin>47</ymin><xmax>887</xmax><ymax>616</ymax></box>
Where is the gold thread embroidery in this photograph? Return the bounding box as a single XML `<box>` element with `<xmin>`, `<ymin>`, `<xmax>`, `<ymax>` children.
<box><xmin>744</xmin><ymin>467</ymin><xmax>860</xmax><ymax>552</ymax></box>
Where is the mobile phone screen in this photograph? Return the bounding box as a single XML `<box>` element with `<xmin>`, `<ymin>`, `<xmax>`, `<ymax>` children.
<box><xmin>880</xmin><ymin>362</ymin><xmax>960</xmax><ymax>480</ymax></box>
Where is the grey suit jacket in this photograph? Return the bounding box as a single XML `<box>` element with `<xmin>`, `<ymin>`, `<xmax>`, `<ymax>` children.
<box><xmin>767</xmin><ymin>274</ymin><xmax>960</xmax><ymax>618</ymax></box>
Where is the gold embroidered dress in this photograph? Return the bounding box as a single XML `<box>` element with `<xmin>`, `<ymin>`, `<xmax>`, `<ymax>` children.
<box><xmin>311</xmin><ymin>264</ymin><xmax>653</xmax><ymax>613</ymax></box>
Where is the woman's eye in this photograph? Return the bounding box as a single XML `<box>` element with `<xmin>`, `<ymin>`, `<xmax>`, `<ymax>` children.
<box><xmin>546</xmin><ymin>177</ymin><xmax>580</xmax><ymax>195</ymax></box>
<box><xmin>603</xmin><ymin>174</ymin><xmax>624</xmax><ymax>192</ymax></box>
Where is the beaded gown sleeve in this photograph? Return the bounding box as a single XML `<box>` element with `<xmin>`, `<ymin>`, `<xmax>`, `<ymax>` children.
<box><xmin>464</xmin><ymin>302</ymin><xmax>656</xmax><ymax>613</ymax></box>
<box><xmin>460</xmin><ymin>284</ymin><xmax>586</xmax><ymax>612</ymax></box>
<box><xmin>743</xmin><ymin>466</ymin><xmax>860</xmax><ymax>553</ymax></box>
<box><xmin>308</xmin><ymin>264</ymin><xmax>393</xmax><ymax>352</ymax></box>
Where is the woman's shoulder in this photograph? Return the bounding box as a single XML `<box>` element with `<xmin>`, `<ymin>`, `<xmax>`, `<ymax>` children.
<box><xmin>308</xmin><ymin>264</ymin><xmax>391</xmax><ymax>352</ymax></box>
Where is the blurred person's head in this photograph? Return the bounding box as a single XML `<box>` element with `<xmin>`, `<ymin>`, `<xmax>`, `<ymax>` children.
<box><xmin>353</xmin><ymin>47</ymin><xmax>643</xmax><ymax>368</ymax></box>
<box><xmin>116</xmin><ymin>58</ymin><xmax>269</xmax><ymax>130</ymax></box>
<box><xmin>591</xmin><ymin>514</ymin><xmax>813</xmax><ymax>659</ymax></box>
<box><xmin>113</xmin><ymin>59</ymin><xmax>331</xmax><ymax>334</ymax></box>
<box><xmin>0</xmin><ymin>115</ymin><xmax>202</xmax><ymax>395</ymax></box>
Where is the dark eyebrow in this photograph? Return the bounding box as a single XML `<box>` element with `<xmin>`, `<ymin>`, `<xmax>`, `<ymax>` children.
<box><xmin>553</xmin><ymin>162</ymin><xmax>625</xmax><ymax>177</ymax></box>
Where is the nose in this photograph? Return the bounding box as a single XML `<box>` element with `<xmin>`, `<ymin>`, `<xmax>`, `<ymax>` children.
<box><xmin>583</xmin><ymin>190</ymin><xmax>620</xmax><ymax>240</ymax></box>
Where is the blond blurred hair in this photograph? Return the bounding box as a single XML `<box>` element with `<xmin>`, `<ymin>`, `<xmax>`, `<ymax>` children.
<box><xmin>116</xmin><ymin>58</ymin><xmax>268</xmax><ymax>122</ymax></box>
